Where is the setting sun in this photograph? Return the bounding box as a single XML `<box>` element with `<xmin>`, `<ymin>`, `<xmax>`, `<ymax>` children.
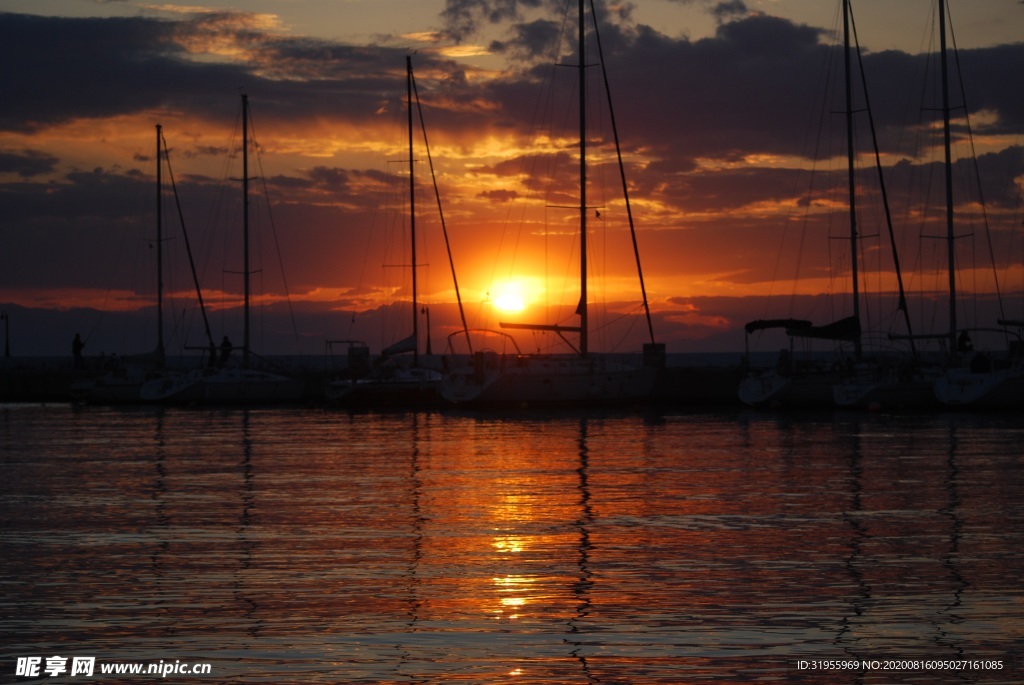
<box><xmin>493</xmin><ymin>290</ymin><xmax>525</xmax><ymax>313</ymax></box>
<box><xmin>490</xmin><ymin>278</ymin><xmax>544</xmax><ymax>314</ymax></box>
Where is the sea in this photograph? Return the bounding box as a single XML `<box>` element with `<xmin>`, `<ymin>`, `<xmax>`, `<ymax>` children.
<box><xmin>1</xmin><ymin>403</ymin><xmax>1021</xmax><ymax>684</ymax></box>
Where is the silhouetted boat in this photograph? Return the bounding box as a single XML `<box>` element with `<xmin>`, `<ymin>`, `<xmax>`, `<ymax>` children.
<box><xmin>923</xmin><ymin>0</ymin><xmax>1024</xmax><ymax>410</ymax></box>
<box><xmin>324</xmin><ymin>56</ymin><xmax>457</xmax><ymax>407</ymax></box>
<box><xmin>740</xmin><ymin>0</ymin><xmax>935</xmax><ymax>410</ymax></box>
<box><xmin>933</xmin><ymin>341</ymin><xmax>1024</xmax><ymax>408</ymax></box>
<box><xmin>72</xmin><ymin>125</ymin><xmax>183</xmax><ymax>403</ymax></box>
<box><xmin>737</xmin><ymin>318</ymin><xmax>852</xmax><ymax>409</ymax></box>
<box><xmin>440</xmin><ymin>0</ymin><xmax>662</xmax><ymax>407</ymax></box>
<box><xmin>70</xmin><ymin>352</ymin><xmax>168</xmax><ymax>404</ymax></box>
<box><xmin>143</xmin><ymin>95</ymin><xmax>303</xmax><ymax>404</ymax></box>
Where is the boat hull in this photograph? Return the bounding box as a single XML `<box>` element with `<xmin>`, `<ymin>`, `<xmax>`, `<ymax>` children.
<box><xmin>70</xmin><ymin>365</ymin><xmax>164</xmax><ymax>404</ymax></box>
<box><xmin>326</xmin><ymin>367</ymin><xmax>442</xmax><ymax>407</ymax></box>
<box><xmin>833</xmin><ymin>378</ymin><xmax>938</xmax><ymax>410</ymax></box>
<box><xmin>832</xmin><ymin>363</ymin><xmax>941</xmax><ymax>410</ymax></box>
<box><xmin>738</xmin><ymin>371</ymin><xmax>837</xmax><ymax>409</ymax></box>
<box><xmin>440</xmin><ymin>355</ymin><xmax>656</xmax><ymax>408</ymax></box>
<box><xmin>934</xmin><ymin>367</ymin><xmax>1024</xmax><ymax>408</ymax></box>
<box><xmin>139</xmin><ymin>370</ymin><xmax>205</xmax><ymax>404</ymax></box>
<box><xmin>201</xmin><ymin>369</ymin><xmax>305</xmax><ymax>404</ymax></box>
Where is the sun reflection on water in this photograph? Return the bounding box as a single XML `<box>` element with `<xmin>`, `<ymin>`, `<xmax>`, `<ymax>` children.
<box><xmin>492</xmin><ymin>535</ymin><xmax>525</xmax><ymax>554</ymax></box>
<box><xmin>492</xmin><ymin>574</ymin><xmax>535</xmax><ymax>620</ymax></box>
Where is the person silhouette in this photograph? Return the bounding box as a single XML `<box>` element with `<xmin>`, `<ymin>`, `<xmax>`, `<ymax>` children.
<box><xmin>72</xmin><ymin>333</ymin><xmax>85</xmax><ymax>369</ymax></box>
<box><xmin>958</xmin><ymin>330</ymin><xmax>973</xmax><ymax>352</ymax></box>
<box><xmin>219</xmin><ymin>336</ymin><xmax>233</xmax><ymax>366</ymax></box>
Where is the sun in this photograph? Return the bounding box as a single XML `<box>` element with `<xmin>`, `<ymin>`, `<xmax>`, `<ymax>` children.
<box><xmin>490</xmin><ymin>278</ymin><xmax>542</xmax><ymax>314</ymax></box>
<box><xmin>493</xmin><ymin>284</ymin><xmax>526</xmax><ymax>313</ymax></box>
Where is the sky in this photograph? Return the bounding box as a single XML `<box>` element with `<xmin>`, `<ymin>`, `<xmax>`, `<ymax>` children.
<box><xmin>1</xmin><ymin>0</ymin><xmax>1023</xmax><ymax>359</ymax></box>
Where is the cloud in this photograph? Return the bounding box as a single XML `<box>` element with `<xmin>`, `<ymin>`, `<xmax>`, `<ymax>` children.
<box><xmin>487</xmin><ymin>18</ymin><xmax>562</xmax><ymax>60</ymax></box>
<box><xmin>0</xmin><ymin>11</ymin><xmax>458</xmax><ymax>134</ymax></box>
<box><xmin>0</xmin><ymin>148</ymin><xmax>58</xmax><ymax>177</ymax></box>
<box><xmin>441</xmin><ymin>0</ymin><xmax>555</xmax><ymax>43</ymax></box>
<box><xmin>1</xmin><ymin>5</ymin><xmax>1022</xmax><ymax>355</ymax></box>
<box><xmin>4</xmin><ymin>7</ymin><xmax>1021</xmax><ymax>163</ymax></box>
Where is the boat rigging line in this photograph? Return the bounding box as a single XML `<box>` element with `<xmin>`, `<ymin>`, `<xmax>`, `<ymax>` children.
<box><xmin>408</xmin><ymin>55</ymin><xmax>473</xmax><ymax>354</ymax></box>
<box><xmin>587</xmin><ymin>0</ymin><xmax>655</xmax><ymax>347</ymax></box>
<box><xmin>159</xmin><ymin>126</ymin><xmax>216</xmax><ymax>355</ymax></box>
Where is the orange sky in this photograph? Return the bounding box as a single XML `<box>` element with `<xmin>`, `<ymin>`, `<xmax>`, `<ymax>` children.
<box><xmin>1</xmin><ymin>1</ymin><xmax>1022</xmax><ymax>356</ymax></box>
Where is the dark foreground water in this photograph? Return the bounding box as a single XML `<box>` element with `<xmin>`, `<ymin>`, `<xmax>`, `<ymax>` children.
<box><xmin>1</xmin><ymin>404</ymin><xmax>1021</xmax><ymax>684</ymax></box>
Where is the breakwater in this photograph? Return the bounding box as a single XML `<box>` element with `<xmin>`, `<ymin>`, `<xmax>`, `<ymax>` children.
<box><xmin>0</xmin><ymin>356</ymin><xmax>745</xmax><ymax>407</ymax></box>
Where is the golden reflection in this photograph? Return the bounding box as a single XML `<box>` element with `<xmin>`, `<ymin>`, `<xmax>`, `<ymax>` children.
<box><xmin>492</xmin><ymin>535</ymin><xmax>525</xmax><ymax>554</ymax></box>
<box><xmin>492</xmin><ymin>574</ymin><xmax>535</xmax><ymax>620</ymax></box>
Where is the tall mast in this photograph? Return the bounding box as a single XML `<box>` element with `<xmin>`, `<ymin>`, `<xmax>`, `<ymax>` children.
<box><xmin>497</xmin><ymin>0</ymin><xmax>605</xmax><ymax>356</ymax></box>
<box><xmin>939</xmin><ymin>0</ymin><xmax>957</xmax><ymax>357</ymax></box>
<box><xmin>578</xmin><ymin>0</ymin><xmax>588</xmax><ymax>356</ymax></box>
<box><xmin>156</xmin><ymin>124</ymin><xmax>165</xmax><ymax>361</ymax></box>
<box><xmin>407</xmin><ymin>55</ymin><xmax>419</xmax><ymax>364</ymax></box>
<box><xmin>242</xmin><ymin>93</ymin><xmax>251</xmax><ymax>369</ymax></box>
<box><xmin>843</xmin><ymin>0</ymin><xmax>861</xmax><ymax>360</ymax></box>
<box><xmin>588</xmin><ymin>0</ymin><xmax>655</xmax><ymax>346</ymax></box>
<box><xmin>410</xmin><ymin>59</ymin><xmax>472</xmax><ymax>355</ymax></box>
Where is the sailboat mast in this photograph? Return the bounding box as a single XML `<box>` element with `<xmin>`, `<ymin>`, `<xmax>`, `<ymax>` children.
<box><xmin>156</xmin><ymin>124</ymin><xmax>165</xmax><ymax>360</ymax></box>
<box><xmin>241</xmin><ymin>93</ymin><xmax>251</xmax><ymax>369</ymax></box>
<box><xmin>939</xmin><ymin>0</ymin><xmax>957</xmax><ymax>356</ymax></box>
<box><xmin>410</xmin><ymin>61</ymin><xmax>472</xmax><ymax>355</ymax></box>
<box><xmin>407</xmin><ymin>55</ymin><xmax>419</xmax><ymax>364</ymax></box>
<box><xmin>588</xmin><ymin>0</ymin><xmax>655</xmax><ymax>347</ymax></box>
<box><xmin>578</xmin><ymin>0</ymin><xmax>588</xmax><ymax>356</ymax></box>
<box><xmin>843</xmin><ymin>0</ymin><xmax>861</xmax><ymax>360</ymax></box>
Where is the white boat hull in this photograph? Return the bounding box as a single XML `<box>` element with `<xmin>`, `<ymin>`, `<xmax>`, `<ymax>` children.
<box><xmin>934</xmin><ymin>367</ymin><xmax>1024</xmax><ymax>408</ymax></box>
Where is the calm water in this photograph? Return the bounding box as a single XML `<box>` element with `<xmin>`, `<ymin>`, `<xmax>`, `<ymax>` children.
<box><xmin>1</xmin><ymin>404</ymin><xmax>1022</xmax><ymax>684</ymax></box>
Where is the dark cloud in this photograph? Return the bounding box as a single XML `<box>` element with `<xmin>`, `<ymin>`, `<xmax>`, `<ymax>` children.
<box><xmin>0</xmin><ymin>12</ymin><xmax>219</xmax><ymax>132</ymax></box>
<box><xmin>712</xmin><ymin>1</ymin><xmax>748</xmax><ymax>23</ymax></box>
<box><xmin>0</xmin><ymin>148</ymin><xmax>58</xmax><ymax>177</ymax></box>
<box><xmin>441</xmin><ymin>0</ymin><xmax>553</xmax><ymax>43</ymax></box>
<box><xmin>488</xmin><ymin>18</ymin><xmax>562</xmax><ymax>59</ymax></box>
<box><xmin>3</xmin><ymin>8</ymin><xmax>1020</xmax><ymax>164</ymax></box>
<box><xmin>0</xmin><ymin>11</ymin><xmax>458</xmax><ymax>134</ymax></box>
<box><xmin>442</xmin><ymin>0</ymin><xmax>638</xmax><ymax>47</ymax></box>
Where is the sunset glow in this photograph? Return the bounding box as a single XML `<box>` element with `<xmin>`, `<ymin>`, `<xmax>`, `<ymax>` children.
<box><xmin>0</xmin><ymin>2</ymin><xmax>1021</xmax><ymax>356</ymax></box>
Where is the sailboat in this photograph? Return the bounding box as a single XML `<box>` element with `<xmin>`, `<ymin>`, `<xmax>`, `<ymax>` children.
<box><xmin>143</xmin><ymin>95</ymin><xmax>304</xmax><ymax>404</ymax></box>
<box><xmin>829</xmin><ymin>0</ymin><xmax>940</xmax><ymax>411</ymax></box>
<box><xmin>921</xmin><ymin>1</ymin><xmax>1024</xmax><ymax>409</ymax></box>
<box><xmin>72</xmin><ymin>125</ymin><xmax>192</xmax><ymax>403</ymax></box>
<box><xmin>738</xmin><ymin>0</ymin><xmax>869</xmax><ymax>410</ymax></box>
<box><xmin>933</xmin><ymin>334</ymin><xmax>1024</xmax><ymax>407</ymax></box>
<box><xmin>739</xmin><ymin>0</ymin><xmax>940</xmax><ymax>410</ymax></box>
<box><xmin>439</xmin><ymin>0</ymin><xmax>662</xmax><ymax>408</ymax></box>
<box><xmin>200</xmin><ymin>94</ymin><xmax>305</xmax><ymax>403</ymax></box>
<box><xmin>324</xmin><ymin>56</ymin><xmax>452</xmax><ymax>407</ymax></box>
